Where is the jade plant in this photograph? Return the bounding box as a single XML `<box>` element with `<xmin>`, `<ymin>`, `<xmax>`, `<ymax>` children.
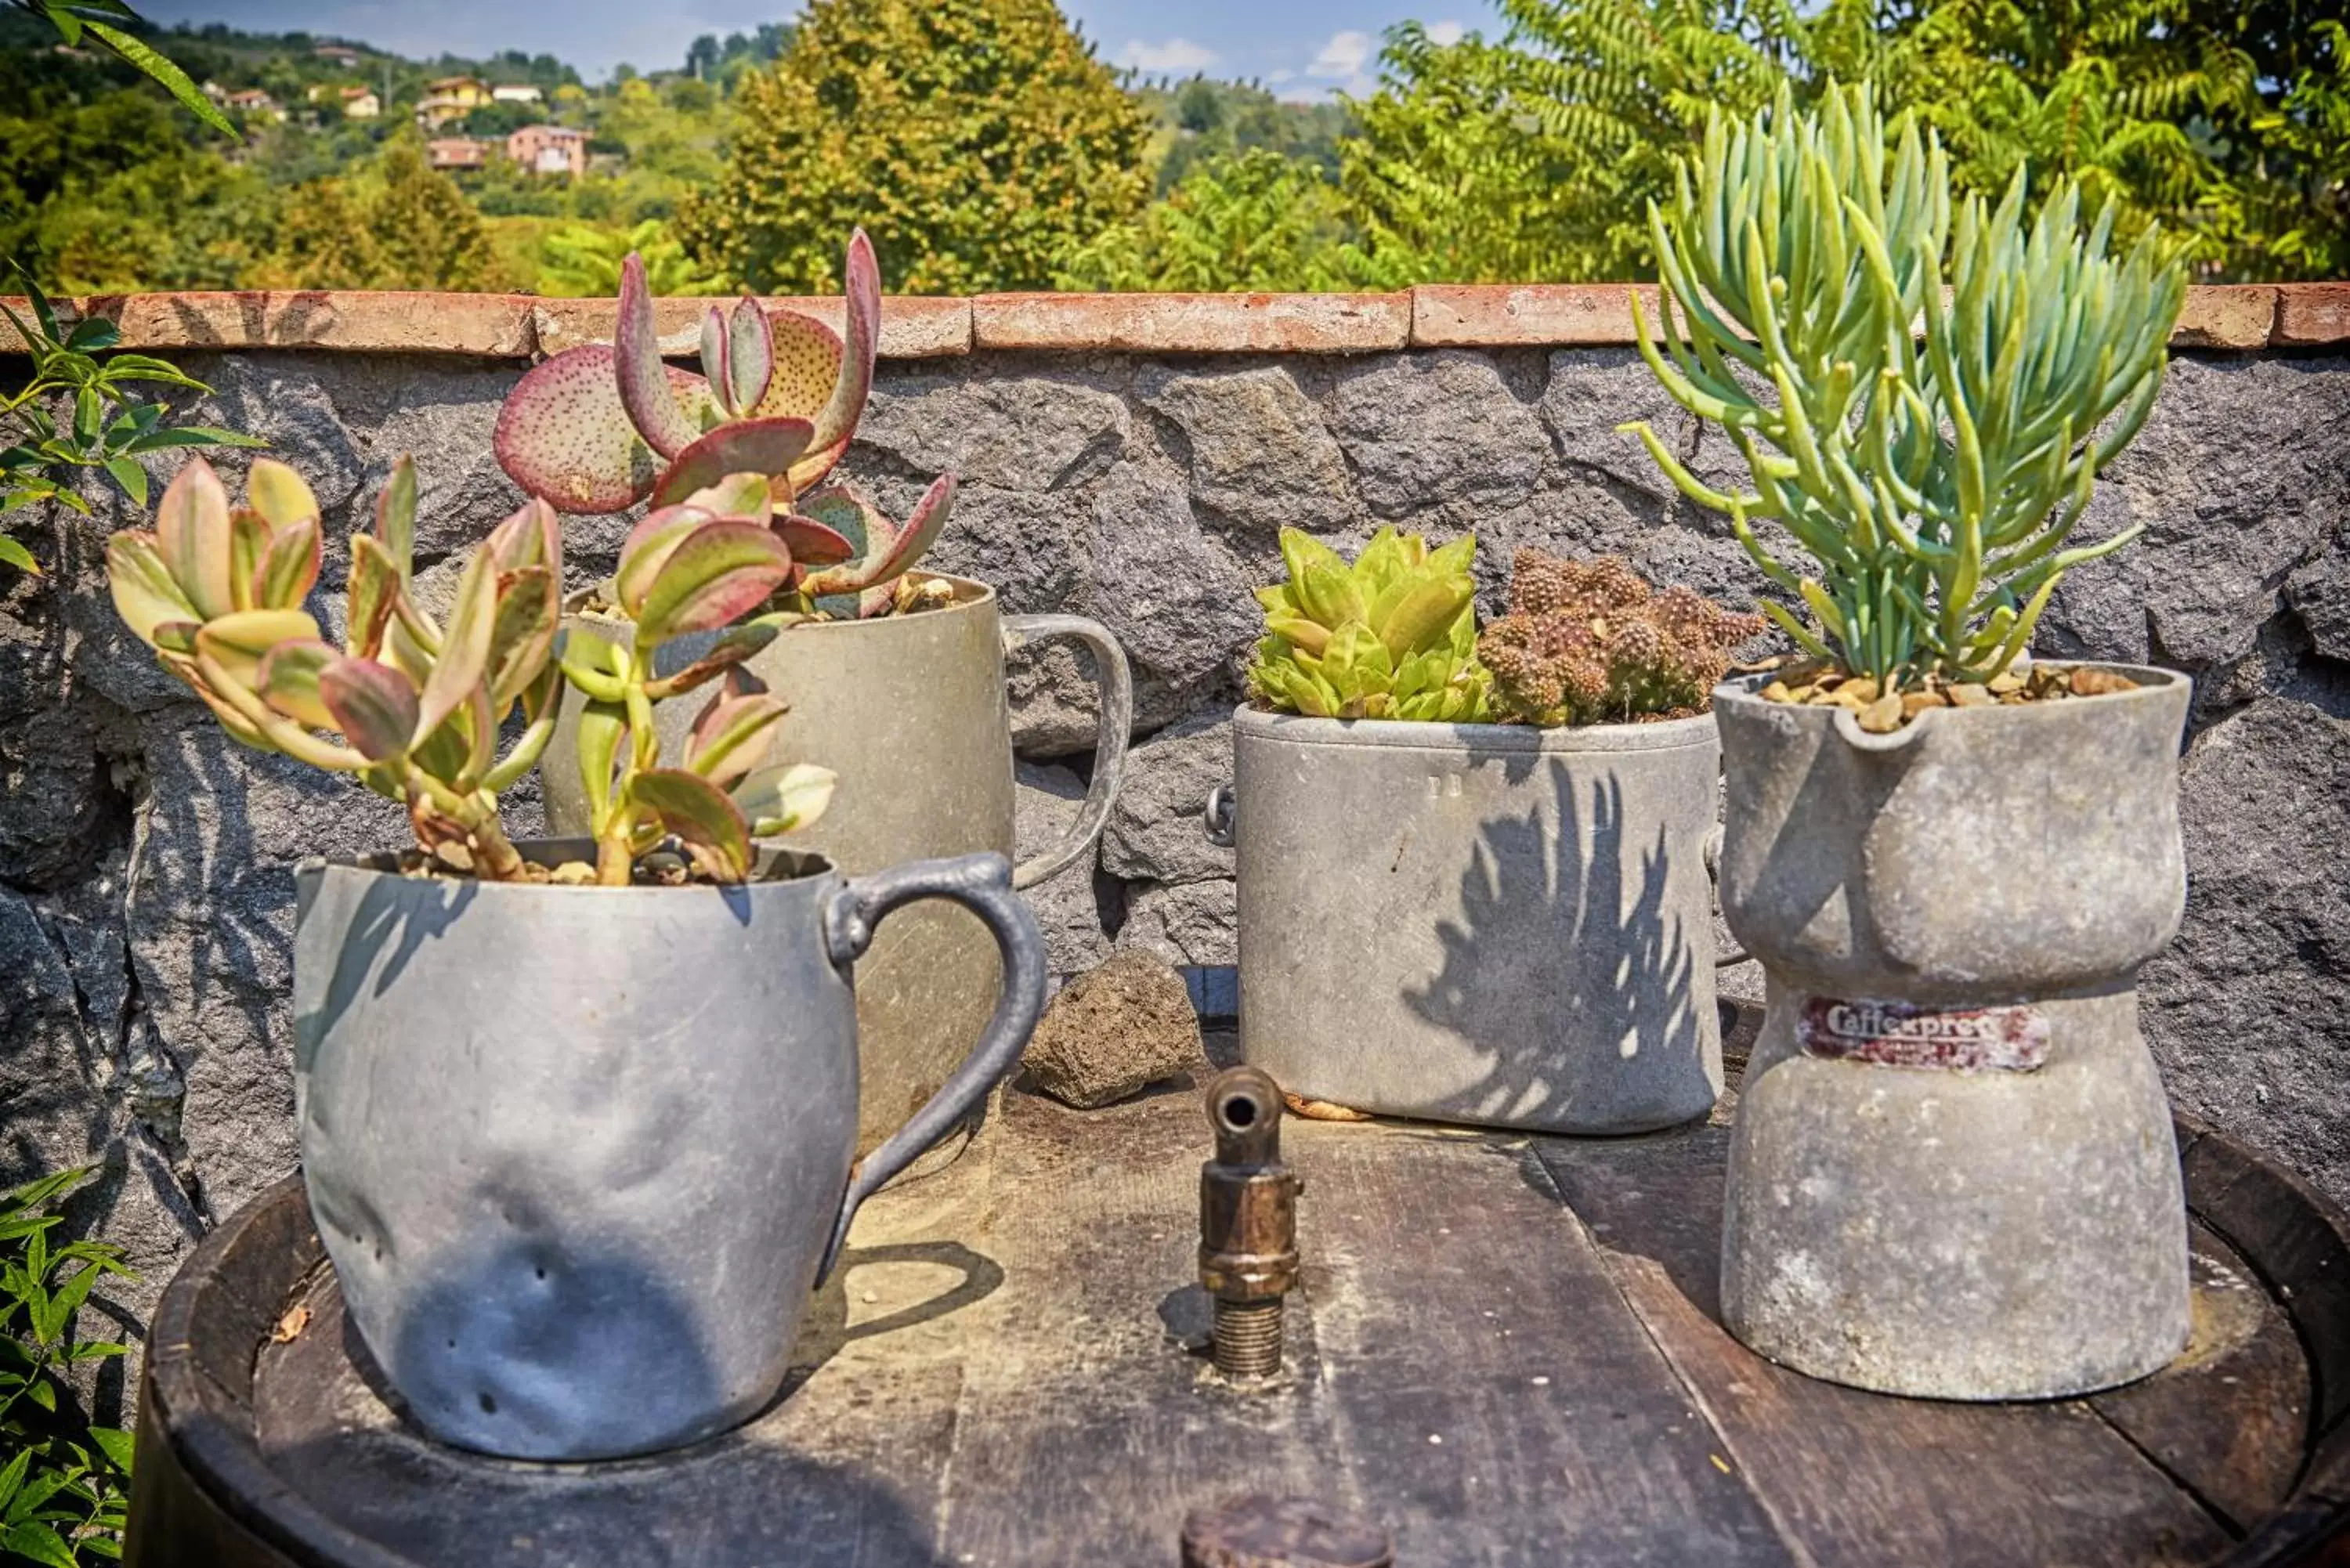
<box><xmin>1620</xmin><ymin>84</ymin><xmax>2187</xmax><ymax>700</ymax></box>
<box><xmin>494</xmin><ymin>229</ymin><xmax>956</xmax><ymax>620</ymax></box>
<box><xmin>107</xmin><ymin>456</ymin><xmax>833</xmax><ymax>887</ymax></box>
<box><xmin>1247</xmin><ymin>527</ymin><xmax>1491</xmax><ymax>721</ymax></box>
<box><xmin>1479</xmin><ymin>551</ymin><xmax>1765</xmax><ymax>726</ymax></box>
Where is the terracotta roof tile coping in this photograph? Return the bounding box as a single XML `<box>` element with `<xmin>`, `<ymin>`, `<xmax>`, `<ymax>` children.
<box><xmin>2</xmin><ymin>284</ymin><xmax>2341</xmax><ymax>356</ymax></box>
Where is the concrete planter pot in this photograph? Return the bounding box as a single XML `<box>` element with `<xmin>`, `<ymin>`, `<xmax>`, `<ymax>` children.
<box><xmin>290</xmin><ymin>841</ymin><xmax>1046</xmax><ymax>1462</ymax></box>
<box><xmin>1223</xmin><ymin>704</ymin><xmax>1723</xmax><ymax>1134</ymax></box>
<box><xmin>1714</xmin><ymin>664</ymin><xmax>2193</xmax><ymax>1400</ymax></box>
<box><xmin>540</xmin><ymin>575</ymin><xmax>1130</xmax><ymax>1159</ymax></box>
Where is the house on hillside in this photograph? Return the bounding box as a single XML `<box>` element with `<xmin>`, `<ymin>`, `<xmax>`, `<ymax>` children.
<box><xmin>507</xmin><ymin>124</ymin><xmax>589</xmax><ymax>179</ymax></box>
<box><xmin>341</xmin><ymin>86</ymin><xmax>381</xmax><ymax>120</ymax></box>
<box><xmin>224</xmin><ymin>89</ymin><xmax>280</xmax><ymax>120</ymax></box>
<box><xmin>415</xmin><ymin>76</ymin><xmax>491</xmax><ymax>129</ymax></box>
<box><xmin>312</xmin><ymin>44</ymin><xmax>362</xmax><ymax>68</ymax></box>
<box><xmin>426</xmin><ymin>137</ymin><xmax>488</xmax><ymax>171</ymax></box>
<box><xmin>491</xmin><ymin>84</ymin><xmax>544</xmax><ymax>104</ymax></box>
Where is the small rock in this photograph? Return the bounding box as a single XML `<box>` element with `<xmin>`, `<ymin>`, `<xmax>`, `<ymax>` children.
<box><xmin>1284</xmin><ymin>1092</ymin><xmax>1373</xmax><ymax>1122</ymax></box>
<box><xmin>2070</xmin><ymin>666</ymin><xmax>2139</xmax><ymax>698</ymax></box>
<box><xmin>1021</xmin><ymin>948</ymin><xmax>1204</xmax><ymax>1109</ymax></box>
<box><xmin>1842</xmin><ymin>676</ymin><xmax>1881</xmax><ymax>704</ymax></box>
<box><xmin>1987</xmin><ymin>669</ymin><xmax>2026</xmax><ymax>696</ymax></box>
<box><xmin>1902</xmin><ymin>689</ymin><xmax>1950</xmax><ymax>717</ymax></box>
<box><xmin>1759</xmin><ymin>680</ymin><xmax>1792</xmax><ymax>703</ymax></box>
<box><xmin>1950</xmin><ymin>682</ymin><xmax>1996</xmax><ymax>708</ymax></box>
<box><xmin>1857</xmin><ymin>692</ymin><xmax>1904</xmax><ymax>733</ymax></box>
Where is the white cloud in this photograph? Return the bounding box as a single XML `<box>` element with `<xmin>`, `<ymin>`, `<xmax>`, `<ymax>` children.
<box><xmin>1266</xmin><ymin>67</ymin><xmax>1296</xmax><ymax>83</ymax></box>
<box><xmin>1426</xmin><ymin>19</ymin><xmax>1465</xmax><ymax>45</ymax></box>
<box><xmin>1118</xmin><ymin>37</ymin><xmax>1218</xmax><ymax>73</ymax></box>
<box><xmin>1306</xmin><ymin>29</ymin><xmax>1374</xmax><ymax>79</ymax></box>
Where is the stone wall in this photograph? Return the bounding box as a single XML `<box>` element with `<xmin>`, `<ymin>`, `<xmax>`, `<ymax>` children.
<box><xmin>4</xmin><ymin>284</ymin><xmax>2348</xmax><ymax>1375</ymax></box>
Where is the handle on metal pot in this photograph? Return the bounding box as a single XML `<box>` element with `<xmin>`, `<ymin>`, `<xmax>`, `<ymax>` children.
<box><xmin>1000</xmin><ymin>613</ymin><xmax>1133</xmax><ymax>890</ymax></box>
<box><xmin>817</xmin><ymin>852</ymin><xmax>1047</xmax><ymax>1281</ymax></box>
<box><xmin>1204</xmin><ymin>782</ymin><xmax>1235</xmax><ymax>849</ymax></box>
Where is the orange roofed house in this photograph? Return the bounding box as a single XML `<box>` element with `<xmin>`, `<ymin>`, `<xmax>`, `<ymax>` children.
<box><xmin>507</xmin><ymin>124</ymin><xmax>589</xmax><ymax>179</ymax></box>
<box><xmin>425</xmin><ymin>137</ymin><xmax>487</xmax><ymax>171</ymax></box>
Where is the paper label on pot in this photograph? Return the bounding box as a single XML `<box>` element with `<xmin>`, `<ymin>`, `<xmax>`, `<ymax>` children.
<box><xmin>1798</xmin><ymin>997</ymin><xmax>2049</xmax><ymax>1072</ymax></box>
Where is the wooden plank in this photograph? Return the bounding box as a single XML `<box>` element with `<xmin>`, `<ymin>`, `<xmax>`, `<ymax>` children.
<box><xmin>1536</xmin><ymin>1133</ymin><xmax>2237</xmax><ymax>1567</ymax></box>
<box><xmin>2180</xmin><ymin>1120</ymin><xmax>2350</xmax><ymax>1437</ymax></box>
<box><xmin>245</xmin><ymin>1134</ymin><xmax>1000</xmax><ymax>1568</ymax></box>
<box><xmin>2092</xmin><ymin>1228</ymin><xmax>2311</xmax><ymax>1531</ymax></box>
<box><xmin>935</xmin><ymin>1079</ymin><xmax>1797</xmax><ymax>1566</ymax></box>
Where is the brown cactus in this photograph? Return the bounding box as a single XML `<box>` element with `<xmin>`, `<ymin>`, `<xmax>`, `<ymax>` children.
<box><xmin>1479</xmin><ymin>550</ymin><xmax>1763</xmax><ymax>726</ymax></box>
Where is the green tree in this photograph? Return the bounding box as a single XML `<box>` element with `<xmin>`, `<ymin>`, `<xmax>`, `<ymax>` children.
<box><xmin>368</xmin><ymin>132</ymin><xmax>492</xmax><ymax>288</ymax></box>
<box><xmin>537</xmin><ymin>219</ymin><xmax>722</xmax><ymax>295</ymax></box>
<box><xmin>678</xmin><ymin>0</ymin><xmax>1152</xmax><ymax>293</ymax></box>
<box><xmin>251</xmin><ymin>175</ymin><xmax>380</xmax><ymax>287</ymax></box>
<box><xmin>1058</xmin><ymin>149</ymin><xmax>1396</xmax><ymax>291</ymax></box>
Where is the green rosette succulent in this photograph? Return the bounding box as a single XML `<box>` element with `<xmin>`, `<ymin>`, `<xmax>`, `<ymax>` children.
<box><xmin>1246</xmin><ymin>528</ymin><xmax>1492</xmax><ymax>722</ymax></box>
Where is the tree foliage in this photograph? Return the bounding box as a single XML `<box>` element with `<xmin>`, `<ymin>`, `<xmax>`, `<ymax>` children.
<box><xmin>1058</xmin><ymin>148</ymin><xmax>1396</xmax><ymax>292</ymax></box>
<box><xmin>1339</xmin><ymin>0</ymin><xmax>2350</xmax><ymax>282</ymax></box>
<box><xmin>676</xmin><ymin>0</ymin><xmax>1152</xmax><ymax>293</ymax></box>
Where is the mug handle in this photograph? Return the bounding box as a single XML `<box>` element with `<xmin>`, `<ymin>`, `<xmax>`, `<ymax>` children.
<box><xmin>1000</xmin><ymin>613</ymin><xmax>1133</xmax><ymax>890</ymax></box>
<box><xmin>817</xmin><ymin>852</ymin><xmax>1047</xmax><ymax>1281</ymax></box>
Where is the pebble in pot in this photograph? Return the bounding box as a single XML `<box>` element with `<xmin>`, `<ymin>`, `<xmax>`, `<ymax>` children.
<box><xmin>1623</xmin><ymin>85</ymin><xmax>2196</xmax><ymax>1399</ymax></box>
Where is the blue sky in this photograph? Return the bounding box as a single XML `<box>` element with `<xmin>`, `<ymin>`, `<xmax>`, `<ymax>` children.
<box><xmin>136</xmin><ymin>2</ymin><xmax>1499</xmax><ymax>100</ymax></box>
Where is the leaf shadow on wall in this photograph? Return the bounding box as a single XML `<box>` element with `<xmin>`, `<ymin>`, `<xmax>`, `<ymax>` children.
<box><xmin>1402</xmin><ymin>761</ymin><xmax>1710</xmax><ymax>1132</ymax></box>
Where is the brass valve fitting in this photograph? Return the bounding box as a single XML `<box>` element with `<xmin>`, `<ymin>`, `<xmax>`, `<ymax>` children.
<box><xmin>1198</xmin><ymin>1066</ymin><xmax>1303</xmax><ymax>1381</ymax></box>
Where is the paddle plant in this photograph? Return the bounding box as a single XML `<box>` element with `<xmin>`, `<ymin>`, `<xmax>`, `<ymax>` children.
<box><xmin>494</xmin><ymin>229</ymin><xmax>956</xmax><ymax>619</ymax></box>
<box><xmin>1619</xmin><ymin>85</ymin><xmax>2187</xmax><ymax>692</ymax></box>
<box><xmin>106</xmin><ymin>457</ymin><xmax>833</xmax><ymax>886</ymax></box>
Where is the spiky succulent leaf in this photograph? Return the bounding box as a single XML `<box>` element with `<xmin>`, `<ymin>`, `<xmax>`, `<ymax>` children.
<box><xmin>684</xmin><ymin>670</ymin><xmax>787</xmax><ymax>789</ymax></box>
<box><xmin>373</xmin><ymin>456</ymin><xmax>417</xmax><ymax>578</ymax></box>
<box><xmin>193</xmin><ymin>608</ymin><xmax>323</xmax><ymax>692</ymax></box>
<box><xmin>576</xmin><ymin>699</ymin><xmax>627</xmax><ymax>833</ymax></box>
<box><xmin>797</xmin><ymin>475</ymin><xmax>954</xmax><ymax>596</ymax></box>
<box><xmin>486</xmin><ymin>497</ymin><xmax>562</xmax><ymax>575</ymax></box>
<box><xmin>484</xmin><ymin>565</ymin><xmax>558</xmax><ymax>709</ymax></box>
<box><xmin>156</xmin><ymin>458</ymin><xmax>235</xmax><ymax>619</ymax></box>
<box><xmin>633</xmin><ymin>520</ymin><xmax>796</xmax><ymax>648</ymax></box>
<box><xmin>678</xmin><ymin>471</ymin><xmax>772</xmax><ymax>524</ymax></box>
<box><xmin>320</xmin><ymin>658</ymin><xmax>420</xmax><ymax>764</ymax></box>
<box><xmin>732</xmin><ymin>761</ymin><xmax>836</xmax><ymax>836</ymax></box>
<box><xmin>649</xmin><ymin>418</ymin><xmax>816</xmax><ymax>509</ymax></box>
<box><xmin>616</xmin><ymin>252</ymin><xmax>701</xmax><ymax>460</ymax></box>
<box><xmin>808</xmin><ymin>228</ymin><xmax>880</xmax><ymax>455</ymax></box>
<box><xmin>254</xmin><ymin>516</ymin><xmax>322</xmax><ymax>610</ymax></box>
<box><xmin>106</xmin><ymin>529</ymin><xmax>197</xmax><ymax>648</ymax></box>
<box><xmin>246</xmin><ymin>458</ymin><xmax>320</xmax><ymax>532</ymax></box>
<box><xmin>256</xmin><ymin>638</ymin><xmax>338</xmax><ymax>730</ymax></box>
<box><xmin>413</xmin><ymin>548</ymin><xmax>495</xmax><ymax>744</ymax></box>
<box><xmin>345</xmin><ymin>534</ymin><xmax>403</xmax><ymax>659</ymax></box>
<box><xmin>725</xmin><ymin>297</ymin><xmax>774</xmax><ymax>416</ymax></box>
<box><xmin>627</xmin><ymin>768</ymin><xmax>754</xmax><ymax>881</ymax></box>
<box><xmin>226</xmin><ymin>508</ymin><xmax>268</xmax><ymax>612</ymax></box>
<box><xmin>774</xmin><ymin>515</ymin><xmax>855</xmax><ymax>568</ymax></box>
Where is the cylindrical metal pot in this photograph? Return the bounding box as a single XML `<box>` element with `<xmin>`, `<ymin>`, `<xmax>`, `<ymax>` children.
<box><xmin>290</xmin><ymin>841</ymin><xmax>1046</xmax><ymax>1462</ymax></box>
<box><xmin>1222</xmin><ymin>705</ymin><xmax>1724</xmax><ymax>1134</ymax></box>
<box><xmin>540</xmin><ymin>575</ymin><xmax>1130</xmax><ymax>1157</ymax></box>
<box><xmin>1713</xmin><ymin>664</ymin><xmax>2193</xmax><ymax>1400</ymax></box>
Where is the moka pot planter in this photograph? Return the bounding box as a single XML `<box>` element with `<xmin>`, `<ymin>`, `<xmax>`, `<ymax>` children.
<box><xmin>291</xmin><ymin>841</ymin><xmax>1047</xmax><ymax>1462</ymax></box>
<box><xmin>1212</xmin><ymin>705</ymin><xmax>1724</xmax><ymax>1134</ymax></box>
<box><xmin>541</xmin><ymin>574</ymin><xmax>1130</xmax><ymax>1159</ymax></box>
<box><xmin>1714</xmin><ymin>665</ymin><xmax>2193</xmax><ymax>1400</ymax></box>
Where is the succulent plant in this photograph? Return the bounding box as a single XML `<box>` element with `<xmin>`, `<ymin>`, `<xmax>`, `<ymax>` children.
<box><xmin>1620</xmin><ymin>84</ymin><xmax>2186</xmax><ymax>691</ymax></box>
<box><xmin>494</xmin><ymin>229</ymin><xmax>956</xmax><ymax>620</ymax></box>
<box><xmin>1247</xmin><ymin>528</ymin><xmax>1492</xmax><ymax>722</ymax></box>
<box><xmin>1478</xmin><ymin>551</ymin><xmax>1765</xmax><ymax>726</ymax></box>
<box><xmin>558</xmin><ymin>471</ymin><xmax>836</xmax><ymax>883</ymax></box>
<box><xmin>106</xmin><ymin>457</ymin><xmax>831</xmax><ymax>887</ymax></box>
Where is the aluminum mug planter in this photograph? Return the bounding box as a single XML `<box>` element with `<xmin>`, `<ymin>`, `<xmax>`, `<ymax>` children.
<box><xmin>1218</xmin><ymin>705</ymin><xmax>1724</xmax><ymax>1134</ymax></box>
<box><xmin>290</xmin><ymin>841</ymin><xmax>1047</xmax><ymax>1462</ymax></box>
<box><xmin>1713</xmin><ymin>665</ymin><xmax>2193</xmax><ymax>1400</ymax></box>
<box><xmin>541</xmin><ymin>574</ymin><xmax>1130</xmax><ymax>1158</ymax></box>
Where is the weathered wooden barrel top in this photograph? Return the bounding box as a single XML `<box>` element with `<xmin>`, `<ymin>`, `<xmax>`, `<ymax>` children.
<box><xmin>126</xmin><ymin>1014</ymin><xmax>2350</xmax><ymax>1567</ymax></box>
